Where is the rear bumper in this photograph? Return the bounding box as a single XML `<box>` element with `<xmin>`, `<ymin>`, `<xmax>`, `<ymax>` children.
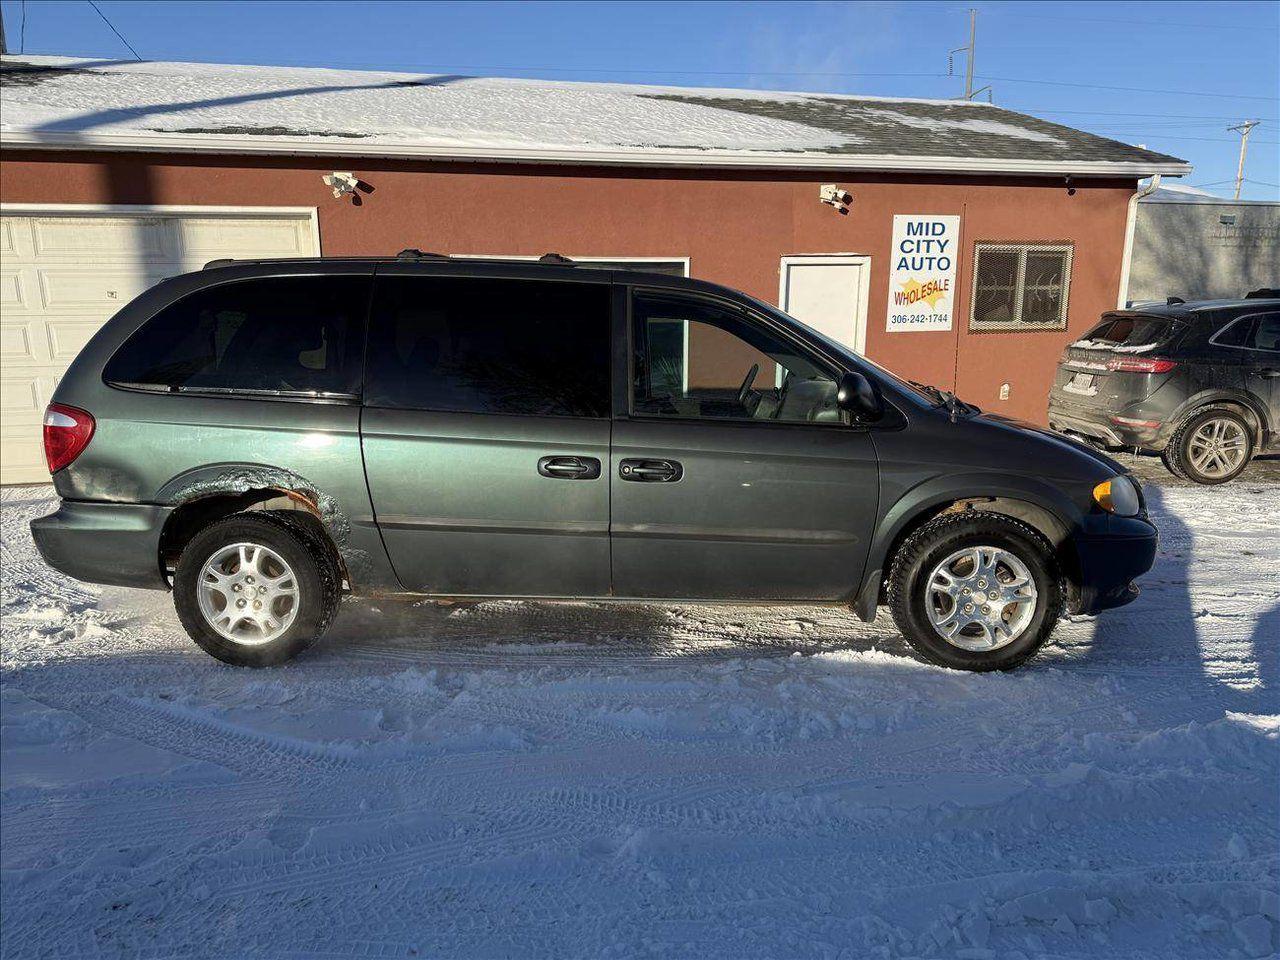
<box><xmin>1064</xmin><ymin>515</ymin><xmax>1159</xmax><ymax>616</ymax></box>
<box><xmin>1048</xmin><ymin>401</ymin><xmax>1169</xmax><ymax>451</ymax></box>
<box><xmin>30</xmin><ymin>500</ymin><xmax>171</xmax><ymax>590</ymax></box>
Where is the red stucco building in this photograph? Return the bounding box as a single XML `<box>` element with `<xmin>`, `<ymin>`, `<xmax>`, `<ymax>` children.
<box><xmin>0</xmin><ymin>56</ymin><xmax>1190</xmax><ymax>482</ymax></box>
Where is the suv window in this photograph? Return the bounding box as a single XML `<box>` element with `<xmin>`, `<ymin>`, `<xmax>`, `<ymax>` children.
<box><xmin>1247</xmin><ymin>313</ymin><xmax>1280</xmax><ymax>352</ymax></box>
<box><xmin>631</xmin><ymin>291</ymin><xmax>838</xmax><ymax>423</ymax></box>
<box><xmin>364</xmin><ymin>276</ymin><xmax>610</xmax><ymax>417</ymax></box>
<box><xmin>1080</xmin><ymin>314</ymin><xmax>1177</xmax><ymax>349</ymax></box>
<box><xmin>104</xmin><ymin>276</ymin><xmax>370</xmax><ymax>397</ymax></box>
<box><xmin>1212</xmin><ymin>315</ymin><xmax>1255</xmax><ymax>348</ymax></box>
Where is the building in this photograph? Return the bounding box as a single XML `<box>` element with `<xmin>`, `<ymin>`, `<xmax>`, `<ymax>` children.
<box><xmin>1127</xmin><ymin>184</ymin><xmax>1279</xmax><ymax>305</ymax></box>
<box><xmin>0</xmin><ymin>56</ymin><xmax>1190</xmax><ymax>483</ymax></box>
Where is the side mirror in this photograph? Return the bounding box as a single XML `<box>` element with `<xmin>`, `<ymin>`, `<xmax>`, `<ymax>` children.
<box><xmin>836</xmin><ymin>371</ymin><xmax>883</xmax><ymax>422</ymax></box>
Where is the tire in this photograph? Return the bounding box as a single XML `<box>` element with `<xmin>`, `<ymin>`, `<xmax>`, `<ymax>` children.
<box><xmin>173</xmin><ymin>513</ymin><xmax>341</xmax><ymax>666</ymax></box>
<box><xmin>1163</xmin><ymin>406</ymin><xmax>1254</xmax><ymax>485</ymax></box>
<box><xmin>887</xmin><ymin>513</ymin><xmax>1063</xmax><ymax>672</ymax></box>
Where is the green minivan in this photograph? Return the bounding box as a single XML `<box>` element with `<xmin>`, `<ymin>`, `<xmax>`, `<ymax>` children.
<box><xmin>32</xmin><ymin>253</ymin><xmax>1158</xmax><ymax>670</ymax></box>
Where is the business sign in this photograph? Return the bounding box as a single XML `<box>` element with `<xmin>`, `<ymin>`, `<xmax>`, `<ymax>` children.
<box><xmin>886</xmin><ymin>215</ymin><xmax>961</xmax><ymax>332</ymax></box>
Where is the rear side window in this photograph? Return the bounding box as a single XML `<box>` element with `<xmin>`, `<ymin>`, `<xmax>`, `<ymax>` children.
<box><xmin>1247</xmin><ymin>313</ymin><xmax>1280</xmax><ymax>352</ymax></box>
<box><xmin>364</xmin><ymin>276</ymin><xmax>611</xmax><ymax>417</ymax></box>
<box><xmin>105</xmin><ymin>276</ymin><xmax>370</xmax><ymax>397</ymax></box>
<box><xmin>1212</xmin><ymin>316</ymin><xmax>1255</xmax><ymax>348</ymax></box>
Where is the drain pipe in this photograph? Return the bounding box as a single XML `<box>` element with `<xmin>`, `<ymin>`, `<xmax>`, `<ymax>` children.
<box><xmin>1116</xmin><ymin>174</ymin><xmax>1161</xmax><ymax>309</ymax></box>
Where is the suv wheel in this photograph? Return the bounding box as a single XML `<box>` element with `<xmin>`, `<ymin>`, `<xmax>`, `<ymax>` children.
<box><xmin>887</xmin><ymin>513</ymin><xmax>1063</xmax><ymax>671</ymax></box>
<box><xmin>174</xmin><ymin>514</ymin><xmax>341</xmax><ymax>666</ymax></box>
<box><xmin>1163</xmin><ymin>406</ymin><xmax>1253</xmax><ymax>485</ymax></box>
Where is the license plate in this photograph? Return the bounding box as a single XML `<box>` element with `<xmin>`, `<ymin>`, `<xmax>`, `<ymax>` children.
<box><xmin>1062</xmin><ymin>372</ymin><xmax>1097</xmax><ymax>396</ymax></box>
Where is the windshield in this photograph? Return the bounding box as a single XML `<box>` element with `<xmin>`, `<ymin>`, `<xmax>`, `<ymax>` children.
<box><xmin>742</xmin><ymin>293</ymin><xmax>941</xmax><ymax>405</ymax></box>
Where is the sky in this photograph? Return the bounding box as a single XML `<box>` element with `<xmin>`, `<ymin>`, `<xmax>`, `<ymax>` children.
<box><xmin>2</xmin><ymin>0</ymin><xmax>1277</xmax><ymax>200</ymax></box>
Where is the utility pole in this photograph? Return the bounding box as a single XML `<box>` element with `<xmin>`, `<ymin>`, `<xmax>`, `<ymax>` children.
<box><xmin>1228</xmin><ymin>120</ymin><xmax>1259</xmax><ymax>201</ymax></box>
<box><xmin>950</xmin><ymin>10</ymin><xmax>991</xmax><ymax>101</ymax></box>
<box><xmin>1</xmin><ymin>1</ymin><xmax>8</xmax><ymax>56</ymax></box>
<box><xmin>964</xmin><ymin>8</ymin><xmax>975</xmax><ymax>100</ymax></box>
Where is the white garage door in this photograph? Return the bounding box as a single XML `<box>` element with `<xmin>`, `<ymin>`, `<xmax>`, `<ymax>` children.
<box><xmin>0</xmin><ymin>207</ymin><xmax>318</xmax><ymax>484</ymax></box>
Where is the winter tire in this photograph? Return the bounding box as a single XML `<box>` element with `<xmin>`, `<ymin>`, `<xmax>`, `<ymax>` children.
<box><xmin>887</xmin><ymin>512</ymin><xmax>1063</xmax><ymax>672</ymax></box>
<box><xmin>174</xmin><ymin>513</ymin><xmax>341</xmax><ymax>666</ymax></box>
<box><xmin>1163</xmin><ymin>406</ymin><xmax>1253</xmax><ymax>485</ymax></box>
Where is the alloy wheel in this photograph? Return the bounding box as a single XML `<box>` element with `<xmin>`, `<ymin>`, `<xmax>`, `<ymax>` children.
<box><xmin>196</xmin><ymin>542</ymin><xmax>300</xmax><ymax>645</ymax></box>
<box><xmin>925</xmin><ymin>545</ymin><xmax>1038</xmax><ymax>651</ymax></box>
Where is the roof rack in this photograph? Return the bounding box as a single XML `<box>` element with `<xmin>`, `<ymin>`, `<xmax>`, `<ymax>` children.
<box><xmin>1166</xmin><ymin>296</ymin><xmax>1185</xmax><ymax>306</ymax></box>
<box><xmin>203</xmin><ymin>258</ymin><xmax>236</xmax><ymax>270</ymax></box>
<box><xmin>396</xmin><ymin>248</ymin><xmax>450</xmax><ymax>261</ymax></box>
<box><xmin>538</xmin><ymin>253</ymin><xmax>575</xmax><ymax>265</ymax></box>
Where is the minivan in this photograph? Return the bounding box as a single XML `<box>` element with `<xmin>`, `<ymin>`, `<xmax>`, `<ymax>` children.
<box><xmin>32</xmin><ymin>253</ymin><xmax>1158</xmax><ymax>671</ymax></box>
<box><xmin>1048</xmin><ymin>297</ymin><xmax>1279</xmax><ymax>484</ymax></box>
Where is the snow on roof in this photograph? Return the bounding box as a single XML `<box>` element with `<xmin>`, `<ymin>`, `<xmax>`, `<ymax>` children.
<box><xmin>0</xmin><ymin>55</ymin><xmax>1191</xmax><ymax>176</ymax></box>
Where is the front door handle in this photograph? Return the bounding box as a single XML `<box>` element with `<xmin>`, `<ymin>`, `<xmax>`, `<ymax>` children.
<box><xmin>1255</xmin><ymin>368</ymin><xmax>1280</xmax><ymax>379</ymax></box>
<box><xmin>619</xmin><ymin>458</ymin><xmax>683</xmax><ymax>482</ymax></box>
<box><xmin>538</xmin><ymin>456</ymin><xmax>601</xmax><ymax>480</ymax></box>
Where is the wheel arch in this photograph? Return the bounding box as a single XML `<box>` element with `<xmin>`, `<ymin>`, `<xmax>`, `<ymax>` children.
<box><xmin>853</xmin><ymin>474</ymin><xmax>1081</xmax><ymax>621</ymax></box>
<box><xmin>1165</xmin><ymin>389</ymin><xmax>1271</xmax><ymax>448</ymax></box>
<box><xmin>156</xmin><ymin>464</ymin><xmax>349</xmax><ymax>587</ymax></box>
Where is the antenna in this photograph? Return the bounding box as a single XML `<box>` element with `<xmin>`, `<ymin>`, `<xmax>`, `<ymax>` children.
<box><xmin>1228</xmin><ymin>120</ymin><xmax>1260</xmax><ymax>201</ymax></box>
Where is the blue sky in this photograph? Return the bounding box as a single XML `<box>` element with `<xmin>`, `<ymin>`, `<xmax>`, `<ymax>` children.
<box><xmin>4</xmin><ymin>0</ymin><xmax>1277</xmax><ymax>199</ymax></box>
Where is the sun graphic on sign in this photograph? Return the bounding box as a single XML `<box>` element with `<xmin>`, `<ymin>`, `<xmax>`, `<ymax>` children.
<box><xmin>899</xmin><ymin>278</ymin><xmax>947</xmax><ymax>310</ymax></box>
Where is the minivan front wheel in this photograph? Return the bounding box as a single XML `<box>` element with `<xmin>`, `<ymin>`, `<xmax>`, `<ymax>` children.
<box><xmin>174</xmin><ymin>514</ymin><xmax>340</xmax><ymax>666</ymax></box>
<box><xmin>888</xmin><ymin>513</ymin><xmax>1063</xmax><ymax>671</ymax></box>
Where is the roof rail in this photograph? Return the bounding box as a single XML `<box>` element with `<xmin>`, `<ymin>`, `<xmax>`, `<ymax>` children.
<box><xmin>204</xmin><ymin>258</ymin><xmax>236</xmax><ymax>269</ymax></box>
<box><xmin>1166</xmin><ymin>296</ymin><xmax>1185</xmax><ymax>306</ymax></box>
<box><xmin>538</xmin><ymin>252</ymin><xmax>575</xmax><ymax>265</ymax></box>
<box><xmin>1245</xmin><ymin>287</ymin><xmax>1279</xmax><ymax>299</ymax></box>
<box><xmin>396</xmin><ymin>248</ymin><xmax>450</xmax><ymax>260</ymax></box>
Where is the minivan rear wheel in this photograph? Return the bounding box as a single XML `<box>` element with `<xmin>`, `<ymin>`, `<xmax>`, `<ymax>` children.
<box><xmin>887</xmin><ymin>513</ymin><xmax>1063</xmax><ymax>671</ymax></box>
<box><xmin>1163</xmin><ymin>406</ymin><xmax>1253</xmax><ymax>485</ymax></box>
<box><xmin>174</xmin><ymin>514</ymin><xmax>340</xmax><ymax>666</ymax></box>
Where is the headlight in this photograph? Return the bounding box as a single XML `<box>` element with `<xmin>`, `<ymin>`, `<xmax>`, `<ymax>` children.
<box><xmin>1093</xmin><ymin>476</ymin><xmax>1140</xmax><ymax>516</ymax></box>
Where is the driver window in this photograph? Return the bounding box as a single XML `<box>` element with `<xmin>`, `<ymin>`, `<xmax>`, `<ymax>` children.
<box><xmin>631</xmin><ymin>291</ymin><xmax>839</xmax><ymax>423</ymax></box>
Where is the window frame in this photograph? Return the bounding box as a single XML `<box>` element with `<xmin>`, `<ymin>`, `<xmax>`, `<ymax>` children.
<box><xmin>102</xmin><ymin>272</ymin><xmax>373</xmax><ymax>404</ymax></box>
<box><xmin>623</xmin><ymin>285</ymin><xmax>847</xmax><ymax>428</ymax></box>
<box><xmin>969</xmin><ymin>242</ymin><xmax>1074</xmax><ymax>332</ymax></box>
<box><xmin>1240</xmin><ymin>312</ymin><xmax>1280</xmax><ymax>354</ymax></box>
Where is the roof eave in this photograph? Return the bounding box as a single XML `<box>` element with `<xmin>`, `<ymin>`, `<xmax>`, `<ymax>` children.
<box><xmin>0</xmin><ymin>130</ymin><xmax>1193</xmax><ymax>178</ymax></box>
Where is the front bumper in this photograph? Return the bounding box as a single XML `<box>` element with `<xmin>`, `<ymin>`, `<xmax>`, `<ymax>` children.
<box><xmin>30</xmin><ymin>500</ymin><xmax>172</xmax><ymax>590</ymax></box>
<box><xmin>1063</xmin><ymin>514</ymin><xmax>1159</xmax><ymax>616</ymax></box>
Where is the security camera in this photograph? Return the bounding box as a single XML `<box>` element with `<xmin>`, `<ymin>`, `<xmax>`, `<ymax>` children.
<box><xmin>819</xmin><ymin>184</ymin><xmax>852</xmax><ymax>212</ymax></box>
<box><xmin>322</xmin><ymin>171</ymin><xmax>361</xmax><ymax>199</ymax></box>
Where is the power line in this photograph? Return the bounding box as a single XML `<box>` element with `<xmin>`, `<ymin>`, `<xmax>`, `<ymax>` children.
<box><xmin>985</xmin><ymin>10</ymin><xmax>1278</xmax><ymax>32</ymax></box>
<box><xmin>85</xmin><ymin>0</ymin><xmax>141</xmax><ymax>61</ymax></box>
<box><xmin>974</xmin><ymin>74</ymin><xmax>1278</xmax><ymax>102</ymax></box>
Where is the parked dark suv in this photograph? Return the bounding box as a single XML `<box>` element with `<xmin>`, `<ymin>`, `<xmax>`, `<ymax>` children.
<box><xmin>32</xmin><ymin>254</ymin><xmax>1157</xmax><ymax>671</ymax></box>
<box><xmin>1048</xmin><ymin>297</ymin><xmax>1280</xmax><ymax>484</ymax></box>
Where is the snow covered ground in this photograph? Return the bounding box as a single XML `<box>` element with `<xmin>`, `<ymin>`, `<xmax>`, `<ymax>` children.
<box><xmin>2</xmin><ymin>458</ymin><xmax>1277</xmax><ymax>959</ymax></box>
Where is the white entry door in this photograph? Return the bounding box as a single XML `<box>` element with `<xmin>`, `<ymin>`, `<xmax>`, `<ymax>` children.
<box><xmin>0</xmin><ymin>206</ymin><xmax>319</xmax><ymax>484</ymax></box>
<box><xmin>779</xmin><ymin>255</ymin><xmax>872</xmax><ymax>355</ymax></box>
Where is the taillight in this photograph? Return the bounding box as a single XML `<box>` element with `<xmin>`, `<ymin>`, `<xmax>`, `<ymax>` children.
<box><xmin>1106</xmin><ymin>356</ymin><xmax>1177</xmax><ymax>374</ymax></box>
<box><xmin>43</xmin><ymin>404</ymin><xmax>95</xmax><ymax>473</ymax></box>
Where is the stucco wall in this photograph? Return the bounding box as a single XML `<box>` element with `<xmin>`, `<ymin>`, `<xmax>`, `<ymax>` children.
<box><xmin>1130</xmin><ymin>201</ymin><xmax>1279</xmax><ymax>303</ymax></box>
<box><xmin>0</xmin><ymin>150</ymin><xmax>1136</xmax><ymax>424</ymax></box>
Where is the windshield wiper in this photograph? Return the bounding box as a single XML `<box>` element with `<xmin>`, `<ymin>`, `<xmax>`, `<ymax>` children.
<box><xmin>909</xmin><ymin>380</ymin><xmax>977</xmax><ymax>420</ymax></box>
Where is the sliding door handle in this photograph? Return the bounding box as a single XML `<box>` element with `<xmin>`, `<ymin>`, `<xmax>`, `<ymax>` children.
<box><xmin>538</xmin><ymin>456</ymin><xmax>601</xmax><ymax>480</ymax></box>
<box><xmin>619</xmin><ymin>458</ymin><xmax>683</xmax><ymax>482</ymax></box>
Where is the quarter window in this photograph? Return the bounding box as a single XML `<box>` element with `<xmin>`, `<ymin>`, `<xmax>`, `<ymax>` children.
<box><xmin>970</xmin><ymin>243</ymin><xmax>1073</xmax><ymax>330</ymax></box>
<box><xmin>104</xmin><ymin>276</ymin><xmax>370</xmax><ymax>396</ymax></box>
<box><xmin>364</xmin><ymin>276</ymin><xmax>611</xmax><ymax>417</ymax></box>
<box><xmin>631</xmin><ymin>291</ymin><xmax>839</xmax><ymax>423</ymax></box>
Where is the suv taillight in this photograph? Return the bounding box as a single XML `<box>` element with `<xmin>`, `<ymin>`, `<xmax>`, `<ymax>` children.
<box><xmin>43</xmin><ymin>404</ymin><xmax>95</xmax><ymax>473</ymax></box>
<box><xmin>1106</xmin><ymin>357</ymin><xmax>1178</xmax><ymax>374</ymax></box>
